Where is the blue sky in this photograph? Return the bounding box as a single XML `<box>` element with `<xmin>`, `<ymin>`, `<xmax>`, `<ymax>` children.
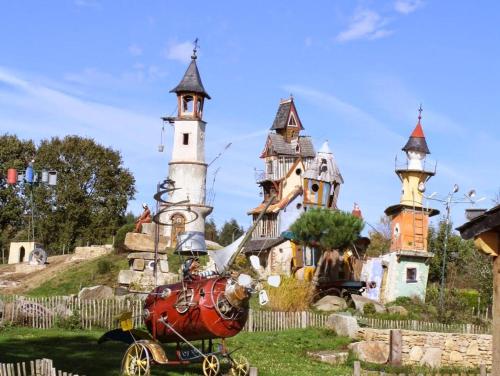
<box><xmin>0</xmin><ymin>0</ymin><xmax>499</xmax><ymax>232</ymax></box>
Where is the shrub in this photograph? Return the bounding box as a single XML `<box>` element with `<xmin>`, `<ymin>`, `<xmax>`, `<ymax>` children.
<box><xmin>267</xmin><ymin>277</ymin><xmax>314</xmax><ymax>312</ymax></box>
<box><xmin>97</xmin><ymin>259</ymin><xmax>112</xmax><ymax>274</ymax></box>
<box><xmin>363</xmin><ymin>302</ymin><xmax>376</xmax><ymax>315</ymax></box>
<box><xmin>113</xmin><ymin>223</ymin><xmax>135</xmax><ymax>252</ymax></box>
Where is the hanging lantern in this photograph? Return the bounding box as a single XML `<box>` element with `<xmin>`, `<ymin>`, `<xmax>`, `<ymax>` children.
<box><xmin>6</xmin><ymin>168</ymin><xmax>18</xmax><ymax>185</ymax></box>
<box><xmin>158</xmin><ymin>124</ymin><xmax>165</xmax><ymax>152</ymax></box>
<box><xmin>25</xmin><ymin>165</ymin><xmax>34</xmax><ymax>183</ymax></box>
<box><xmin>48</xmin><ymin>171</ymin><xmax>57</xmax><ymax>186</ymax></box>
<box><xmin>41</xmin><ymin>170</ymin><xmax>49</xmax><ymax>184</ymax></box>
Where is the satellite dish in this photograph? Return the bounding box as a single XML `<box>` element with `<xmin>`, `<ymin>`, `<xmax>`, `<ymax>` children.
<box><xmin>237</xmin><ymin>274</ymin><xmax>253</xmax><ymax>288</ymax></box>
<box><xmin>267</xmin><ymin>275</ymin><xmax>281</xmax><ymax>288</ymax></box>
<box><xmin>249</xmin><ymin>255</ymin><xmax>261</xmax><ymax>270</ymax></box>
<box><xmin>468</xmin><ymin>189</ymin><xmax>476</xmax><ymax>198</ymax></box>
<box><xmin>453</xmin><ymin>184</ymin><xmax>459</xmax><ymax>193</ymax></box>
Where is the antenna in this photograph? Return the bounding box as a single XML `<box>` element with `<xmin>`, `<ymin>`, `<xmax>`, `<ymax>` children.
<box><xmin>208</xmin><ymin>142</ymin><xmax>232</xmax><ymax>167</ymax></box>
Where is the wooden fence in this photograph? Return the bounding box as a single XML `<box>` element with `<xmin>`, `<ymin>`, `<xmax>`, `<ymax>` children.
<box><xmin>0</xmin><ymin>358</ymin><xmax>83</xmax><ymax>376</ymax></box>
<box><xmin>358</xmin><ymin>316</ymin><xmax>491</xmax><ymax>334</ymax></box>
<box><xmin>352</xmin><ymin>361</ymin><xmax>489</xmax><ymax>376</ymax></box>
<box><xmin>0</xmin><ymin>295</ymin><xmax>329</xmax><ymax>331</ymax></box>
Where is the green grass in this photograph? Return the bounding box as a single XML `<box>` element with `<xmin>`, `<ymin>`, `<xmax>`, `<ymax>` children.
<box><xmin>0</xmin><ymin>327</ymin><xmax>352</xmax><ymax>375</ymax></box>
<box><xmin>27</xmin><ymin>253</ymin><xmax>128</xmax><ymax>297</ymax></box>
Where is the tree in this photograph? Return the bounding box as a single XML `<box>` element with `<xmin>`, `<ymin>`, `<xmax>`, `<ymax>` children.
<box><xmin>205</xmin><ymin>218</ymin><xmax>218</xmax><ymax>243</ymax></box>
<box><xmin>218</xmin><ymin>219</ymin><xmax>244</xmax><ymax>246</ymax></box>
<box><xmin>290</xmin><ymin>208</ymin><xmax>364</xmax><ymax>250</ymax></box>
<box><xmin>0</xmin><ymin>135</ymin><xmax>135</xmax><ymax>253</ymax></box>
<box><xmin>366</xmin><ymin>215</ymin><xmax>391</xmax><ymax>257</ymax></box>
<box><xmin>0</xmin><ymin>134</ymin><xmax>36</xmax><ymax>255</ymax></box>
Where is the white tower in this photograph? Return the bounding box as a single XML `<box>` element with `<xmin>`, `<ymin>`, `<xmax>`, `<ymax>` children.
<box><xmin>162</xmin><ymin>48</ymin><xmax>213</xmax><ymax>250</ymax></box>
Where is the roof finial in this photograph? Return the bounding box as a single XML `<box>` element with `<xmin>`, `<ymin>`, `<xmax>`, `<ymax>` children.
<box><xmin>192</xmin><ymin>37</ymin><xmax>199</xmax><ymax>60</ymax></box>
<box><xmin>418</xmin><ymin>103</ymin><xmax>423</xmax><ymax>124</ymax></box>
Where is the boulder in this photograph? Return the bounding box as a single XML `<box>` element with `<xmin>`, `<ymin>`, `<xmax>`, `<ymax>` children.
<box><xmin>326</xmin><ymin>313</ymin><xmax>359</xmax><ymax>338</ymax></box>
<box><xmin>351</xmin><ymin>295</ymin><xmax>386</xmax><ymax>313</ymax></box>
<box><xmin>348</xmin><ymin>341</ymin><xmax>389</xmax><ymax>364</ymax></box>
<box><xmin>420</xmin><ymin>347</ymin><xmax>442</xmax><ymax>368</ymax></box>
<box><xmin>124</xmin><ymin>232</ymin><xmax>169</xmax><ymax>253</ymax></box>
<box><xmin>313</xmin><ymin>296</ymin><xmax>347</xmax><ymax>312</ymax></box>
<box><xmin>78</xmin><ymin>285</ymin><xmax>114</xmax><ymax>300</ymax></box>
<box><xmin>387</xmin><ymin>305</ymin><xmax>408</xmax><ymax>316</ymax></box>
<box><xmin>307</xmin><ymin>350</ymin><xmax>349</xmax><ymax>365</ymax></box>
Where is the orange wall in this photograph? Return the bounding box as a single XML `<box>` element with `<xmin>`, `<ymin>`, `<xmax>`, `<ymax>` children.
<box><xmin>390</xmin><ymin>209</ymin><xmax>429</xmax><ymax>252</ymax></box>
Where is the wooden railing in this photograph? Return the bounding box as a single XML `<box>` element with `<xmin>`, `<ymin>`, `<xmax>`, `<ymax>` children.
<box><xmin>0</xmin><ymin>358</ymin><xmax>83</xmax><ymax>376</ymax></box>
<box><xmin>358</xmin><ymin>316</ymin><xmax>491</xmax><ymax>334</ymax></box>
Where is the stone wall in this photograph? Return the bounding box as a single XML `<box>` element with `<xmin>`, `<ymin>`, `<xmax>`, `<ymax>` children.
<box><xmin>358</xmin><ymin>328</ymin><xmax>492</xmax><ymax>368</ymax></box>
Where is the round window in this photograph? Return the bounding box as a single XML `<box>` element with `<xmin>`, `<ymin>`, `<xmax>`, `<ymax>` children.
<box><xmin>311</xmin><ymin>184</ymin><xmax>319</xmax><ymax>192</ymax></box>
<box><xmin>295</xmin><ymin>168</ymin><xmax>302</xmax><ymax>175</ymax></box>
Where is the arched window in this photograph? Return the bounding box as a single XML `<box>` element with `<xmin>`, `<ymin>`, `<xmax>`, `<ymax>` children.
<box><xmin>182</xmin><ymin>95</ymin><xmax>194</xmax><ymax>114</ymax></box>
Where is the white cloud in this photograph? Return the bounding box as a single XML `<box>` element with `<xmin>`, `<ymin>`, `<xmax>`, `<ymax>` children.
<box><xmin>74</xmin><ymin>0</ymin><xmax>100</xmax><ymax>8</ymax></box>
<box><xmin>165</xmin><ymin>41</ymin><xmax>194</xmax><ymax>64</ymax></box>
<box><xmin>394</xmin><ymin>0</ymin><xmax>423</xmax><ymax>14</ymax></box>
<box><xmin>128</xmin><ymin>44</ymin><xmax>143</xmax><ymax>57</ymax></box>
<box><xmin>336</xmin><ymin>9</ymin><xmax>392</xmax><ymax>43</ymax></box>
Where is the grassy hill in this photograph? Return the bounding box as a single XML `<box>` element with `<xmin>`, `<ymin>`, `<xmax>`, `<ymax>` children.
<box><xmin>27</xmin><ymin>253</ymin><xmax>128</xmax><ymax>297</ymax></box>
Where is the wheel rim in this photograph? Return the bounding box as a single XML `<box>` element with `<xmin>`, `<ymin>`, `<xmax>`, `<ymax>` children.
<box><xmin>121</xmin><ymin>343</ymin><xmax>151</xmax><ymax>376</ymax></box>
<box><xmin>231</xmin><ymin>355</ymin><xmax>249</xmax><ymax>376</ymax></box>
<box><xmin>203</xmin><ymin>355</ymin><xmax>220</xmax><ymax>376</ymax></box>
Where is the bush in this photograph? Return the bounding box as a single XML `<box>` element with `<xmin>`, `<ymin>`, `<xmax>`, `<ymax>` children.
<box><xmin>363</xmin><ymin>302</ymin><xmax>376</xmax><ymax>315</ymax></box>
<box><xmin>113</xmin><ymin>223</ymin><xmax>135</xmax><ymax>252</ymax></box>
<box><xmin>267</xmin><ymin>277</ymin><xmax>314</xmax><ymax>312</ymax></box>
<box><xmin>97</xmin><ymin>260</ymin><xmax>112</xmax><ymax>274</ymax></box>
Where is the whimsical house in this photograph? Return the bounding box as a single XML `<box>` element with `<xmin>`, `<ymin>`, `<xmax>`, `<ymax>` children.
<box><xmin>245</xmin><ymin>97</ymin><xmax>344</xmax><ymax>276</ymax></box>
<box><xmin>362</xmin><ymin>109</ymin><xmax>439</xmax><ymax>303</ymax></box>
<box><xmin>160</xmin><ymin>48</ymin><xmax>213</xmax><ymax>251</ymax></box>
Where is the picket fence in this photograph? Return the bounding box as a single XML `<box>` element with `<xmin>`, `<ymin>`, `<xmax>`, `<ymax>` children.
<box><xmin>352</xmin><ymin>361</ymin><xmax>490</xmax><ymax>376</ymax></box>
<box><xmin>358</xmin><ymin>316</ymin><xmax>491</xmax><ymax>335</ymax></box>
<box><xmin>0</xmin><ymin>358</ymin><xmax>83</xmax><ymax>376</ymax></box>
<box><xmin>0</xmin><ymin>295</ymin><xmax>329</xmax><ymax>331</ymax></box>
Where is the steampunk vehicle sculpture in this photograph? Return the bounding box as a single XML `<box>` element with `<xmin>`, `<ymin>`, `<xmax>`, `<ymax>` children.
<box><xmin>99</xmin><ymin>181</ymin><xmax>278</xmax><ymax>376</ymax></box>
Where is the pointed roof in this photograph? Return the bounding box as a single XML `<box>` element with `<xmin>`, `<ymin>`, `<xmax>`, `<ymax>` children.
<box><xmin>402</xmin><ymin>113</ymin><xmax>430</xmax><ymax>154</ymax></box>
<box><xmin>170</xmin><ymin>54</ymin><xmax>211</xmax><ymax>99</ymax></box>
<box><xmin>270</xmin><ymin>97</ymin><xmax>303</xmax><ymax>131</ymax></box>
<box><xmin>318</xmin><ymin>140</ymin><xmax>331</xmax><ymax>154</ymax></box>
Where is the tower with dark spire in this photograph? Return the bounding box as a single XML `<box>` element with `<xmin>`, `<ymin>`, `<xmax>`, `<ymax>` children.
<box><xmin>162</xmin><ymin>42</ymin><xmax>213</xmax><ymax>249</ymax></box>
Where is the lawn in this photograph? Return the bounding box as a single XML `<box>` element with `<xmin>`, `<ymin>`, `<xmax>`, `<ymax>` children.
<box><xmin>0</xmin><ymin>327</ymin><xmax>353</xmax><ymax>375</ymax></box>
<box><xmin>26</xmin><ymin>253</ymin><xmax>128</xmax><ymax>297</ymax></box>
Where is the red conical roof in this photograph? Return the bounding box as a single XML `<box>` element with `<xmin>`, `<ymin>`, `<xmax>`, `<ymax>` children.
<box><xmin>410</xmin><ymin>121</ymin><xmax>425</xmax><ymax>138</ymax></box>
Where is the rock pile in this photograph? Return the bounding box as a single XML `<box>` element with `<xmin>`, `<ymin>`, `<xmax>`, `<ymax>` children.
<box><xmin>117</xmin><ymin>224</ymin><xmax>178</xmax><ymax>290</ymax></box>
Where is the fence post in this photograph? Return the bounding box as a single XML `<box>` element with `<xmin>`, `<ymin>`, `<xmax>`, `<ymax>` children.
<box><xmin>301</xmin><ymin>311</ymin><xmax>307</xmax><ymax>329</ymax></box>
<box><xmin>248</xmin><ymin>309</ymin><xmax>253</xmax><ymax>332</ymax></box>
<box><xmin>353</xmin><ymin>361</ymin><xmax>361</xmax><ymax>376</ymax></box>
<box><xmin>389</xmin><ymin>329</ymin><xmax>402</xmax><ymax>366</ymax></box>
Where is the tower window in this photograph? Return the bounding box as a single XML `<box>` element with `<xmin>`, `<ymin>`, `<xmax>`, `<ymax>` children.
<box><xmin>183</xmin><ymin>133</ymin><xmax>189</xmax><ymax>145</ymax></box>
<box><xmin>182</xmin><ymin>95</ymin><xmax>194</xmax><ymax>114</ymax></box>
<box><xmin>406</xmin><ymin>267</ymin><xmax>417</xmax><ymax>283</ymax></box>
<box><xmin>311</xmin><ymin>183</ymin><xmax>319</xmax><ymax>192</ymax></box>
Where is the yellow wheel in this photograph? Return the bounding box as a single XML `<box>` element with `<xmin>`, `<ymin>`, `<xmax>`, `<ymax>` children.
<box><xmin>121</xmin><ymin>342</ymin><xmax>151</xmax><ymax>376</ymax></box>
<box><xmin>230</xmin><ymin>354</ymin><xmax>249</xmax><ymax>376</ymax></box>
<box><xmin>202</xmin><ymin>354</ymin><xmax>220</xmax><ymax>376</ymax></box>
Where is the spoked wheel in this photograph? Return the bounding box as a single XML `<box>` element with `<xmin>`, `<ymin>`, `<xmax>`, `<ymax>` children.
<box><xmin>230</xmin><ymin>354</ymin><xmax>249</xmax><ymax>376</ymax></box>
<box><xmin>202</xmin><ymin>354</ymin><xmax>220</xmax><ymax>376</ymax></box>
<box><xmin>121</xmin><ymin>342</ymin><xmax>151</xmax><ymax>376</ymax></box>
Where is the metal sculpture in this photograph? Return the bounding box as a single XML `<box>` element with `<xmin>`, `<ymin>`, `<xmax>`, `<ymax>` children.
<box><xmin>28</xmin><ymin>247</ymin><xmax>47</xmax><ymax>265</ymax></box>
<box><xmin>100</xmin><ymin>194</ymin><xmax>278</xmax><ymax>376</ymax></box>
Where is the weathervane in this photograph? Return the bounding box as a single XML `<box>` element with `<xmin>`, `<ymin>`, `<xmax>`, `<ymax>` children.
<box><xmin>192</xmin><ymin>37</ymin><xmax>199</xmax><ymax>59</ymax></box>
<box><xmin>418</xmin><ymin>103</ymin><xmax>423</xmax><ymax>123</ymax></box>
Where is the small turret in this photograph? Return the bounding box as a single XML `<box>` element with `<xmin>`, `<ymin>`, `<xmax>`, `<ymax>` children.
<box><xmin>170</xmin><ymin>45</ymin><xmax>210</xmax><ymax>120</ymax></box>
<box><xmin>402</xmin><ymin>106</ymin><xmax>430</xmax><ymax>170</ymax></box>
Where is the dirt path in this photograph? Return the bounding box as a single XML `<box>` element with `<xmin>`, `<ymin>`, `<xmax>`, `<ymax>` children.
<box><xmin>0</xmin><ymin>255</ymin><xmax>87</xmax><ymax>294</ymax></box>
